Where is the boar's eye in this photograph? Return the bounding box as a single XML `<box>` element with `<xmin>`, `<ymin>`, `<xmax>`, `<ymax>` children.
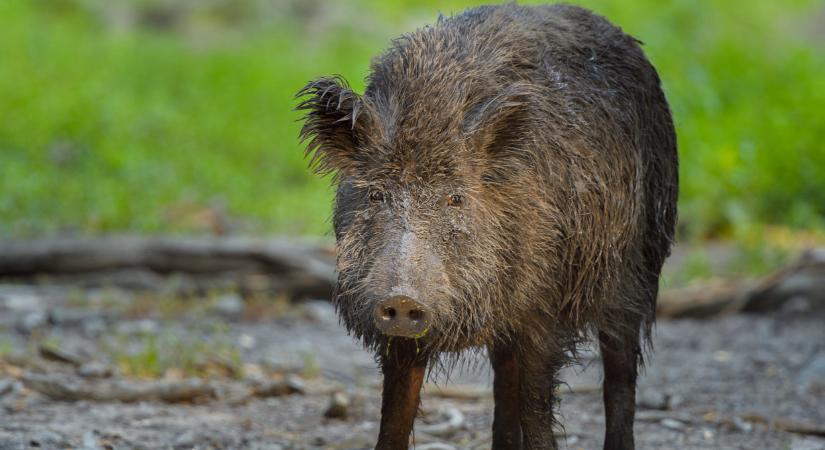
<box><xmin>369</xmin><ymin>190</ymin><xmax>385</xmax><ymax>203</ymax></box>
<box><xmin>447</xmin><ymin>194</ymin><xmax>463</xmax><ymax>207</ymax></box>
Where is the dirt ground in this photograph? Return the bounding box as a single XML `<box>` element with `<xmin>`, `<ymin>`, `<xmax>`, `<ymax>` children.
<box><xmin>0</xmin><ymin>283</ymin><xmax>823</xmax><ymax>450</ymax></box>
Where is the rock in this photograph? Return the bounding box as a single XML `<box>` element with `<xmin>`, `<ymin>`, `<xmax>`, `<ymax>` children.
<box><xmin>331</xmin><ymin>433</ymin><xmax>377</xmax><ymax>450</ymax></box>
<box><xmin>701</xmin><ymin>427</ymin><xmax>715</xmax><ymax>442</ymax></box>
<box><xmin>791</xmin><ymin>437</ymin><xmax>825</xmax><ymax>450</ymax></box>
<box><xmin>797</xmin><ymin>355</ymin><xmax>825</xmax><ymax>395</ymax></box>
<box><xmin>0</xmin><ymin>379</ymin><xmax>15</xmax><ymax>397</ymax></box>
<box><xmin>16</xmin><ymin>311</ymin><xmax>48</xmax><ymax>333</ymax></box>
<box><xmin>39</xmin><ymin>344</ymin><xmax>85</xmax><ymax>367</ymax></box>
<box><xmin>302</xmin><ymin>300</ymin><xmax>338</xmax><ymax>324</ymax></box>
<box><xmin>77</xmin><ymin>361</ymin><xmax>114</xmax><ymax>378</ymax></box>
<box><xmin>668</xmin><ymin>394</ymin><xmax>685</xmax><ymax>409</ymax></box>
<box><xmin>49</xmin><ymin>308</ymin><xmax>99</xmax><ymax>328</ymax></box>
<box><xmin>0</xmin><ymin>432</ymin><xmax>27</xmax><ymax>450</ymax></box>
<box><xmin>324</xmin><ymin>391</ymin><xmax>350</xmax><ymax>419</ymax></box>
<box><xmin>26</xmin><ymin>430</ymin><xmax>68</xmax><ymax>449</ymax></box>
<box><xmin>251</xmin><ymin>376</ymin><xmax>306</xmax><ymax>397</ymax></box>
<box><xmin>415</xmin><ymin>444</ymin><xmax>457</xmax><ymax>450</ymax></box>
<box><xmin>638</xmin><ymin>390</ymin><xmax>669</xmax><ymax>410</ymax></box>
<box><xmin>77</xmin><ymin>431</ymin><xmax>104</xmax><ymax>450</ymax></box>
<box><xmin>115</xmin><ymin>319</ymin><xmax>158</xmax><ymax>335</ymax></box>
<box><xmin>238</xmin><ymin>333</ymin><xmax>257</xmax><ymax>350</ymax></box>
<box><xmin>214</xmin><ymin>294</ymin><xmax>244</xmax><ymax>319</ymax></box>
<box><xmin>416</xmin><ymin>407</ymin><xmax>465</xmax><ymax>437</ymax></box>
<box><xmin>81</xmin><ymin>318</ymin><xmax>108</xmax><ymax>338</ymax></box>
<box><xmin>660</xmin><ymin>418</ymin><xmax>685</xmax><ymax>431</ymax></box>
<box><xmin>731</xmin><ymin>416</ymin><xmax>753</xmax><ymax>432</ymax></box>
<box><xmin>781</xmin><ymin>295</ymin><xmax>813</xmax><ymax>314</ymax></box>
<box><xmin>2</xmin><ymin>351</ymin><xmax>52</xmax><ymax>373</ymax></box>
<box><xmin>173</xmin><ymin>430</ymin><xmax>199</xmax><ymax>449</ymax></box>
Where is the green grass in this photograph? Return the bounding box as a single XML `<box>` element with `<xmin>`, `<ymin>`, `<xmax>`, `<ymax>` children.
<box><xmin>106</xmin><ymin>325</ymin><xmax>243</xmax><ymax>379</ymax></box>
<box><xmin>0</xmin><ymin>0</ymin><xmax>823</xmax><ymax>240</ymax></box>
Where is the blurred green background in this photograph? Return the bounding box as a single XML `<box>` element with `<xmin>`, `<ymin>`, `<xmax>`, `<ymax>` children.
<box><xmin>1</xmin><ymin>1</ymin><xmax>823</xmax><ymax>253</ymax></box>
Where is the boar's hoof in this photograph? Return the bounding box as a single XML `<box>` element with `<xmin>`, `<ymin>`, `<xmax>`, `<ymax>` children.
<box><xmin>373</xmin><ymin>295</ymin><xmax>431</xmax><ymax>338</ymax></box>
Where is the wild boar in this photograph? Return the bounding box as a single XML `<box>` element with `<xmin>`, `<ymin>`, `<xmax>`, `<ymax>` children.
<box><xmin>296</xmin><ymin>4</ymin><xmax>677</xmax><ymax>449</ymax></box>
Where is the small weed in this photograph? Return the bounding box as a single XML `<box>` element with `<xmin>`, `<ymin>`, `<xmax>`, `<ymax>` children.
<box><xmin>105</xmin><ymin>325</ymin><xmax>243</xmax><ymax>379</ymax></box>
<box><xmin>300</xmin><ymin>351</ymin><xmax>320</xmax><ymax>379</ymax></box>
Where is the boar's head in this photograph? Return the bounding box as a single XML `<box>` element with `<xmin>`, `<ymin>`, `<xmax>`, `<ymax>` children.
<box><xmin>296</xmin><ymin>72</ymin><xmax>547</xmax><ymax>357</ymax></box>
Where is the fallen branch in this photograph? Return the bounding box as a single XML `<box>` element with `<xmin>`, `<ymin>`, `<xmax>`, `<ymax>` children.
<box><xmin>637</xmin><ymin>410</ymin><xmax>825</xmax><ymax>438</ymax></box>
<box><xmin>22</xmin><ymin>373</ymin><xmax>216</xmax><ymax>403</ymax></box>
<box><xmin>738</xmin><ymin>413</ymin><xmax>825</xmax><ymax>438</ymax></box>
<box><xmin>39</xmin><ymin>345</ymin><xmax>85</xmax><ymax>367</ymax></box>
<box><xmin>0</xmin><ymin>236</ymin><xmax>335</xmax><ymax>299</ymax></box>
<box><xmin>658</xmin><ymin>248</ymin><xmax>825</xmax><ymax>319</ymax></box>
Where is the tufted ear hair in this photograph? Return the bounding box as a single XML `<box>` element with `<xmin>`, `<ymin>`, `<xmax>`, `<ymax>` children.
<box><xmin>461</xmin><ymin>82</ymin><xmax>538</xmax><ymax>159</ymax></box>
<box><xmin>295</xmin><ymin>76</ymin><xmax>376</xmax><ymax>176</ymax></box>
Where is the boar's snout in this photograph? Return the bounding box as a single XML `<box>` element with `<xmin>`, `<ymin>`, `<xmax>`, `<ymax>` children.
<box><xmin>373</xmin><ymin>295</ymin><xmax>431</xmax><ymax>338</ymax></box>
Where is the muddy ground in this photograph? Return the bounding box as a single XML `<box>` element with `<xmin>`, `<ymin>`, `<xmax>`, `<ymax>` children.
<box><xmin>0</xmin><ymin>283</ymin><xmax>823</xmax><ymax>450</ymax></box>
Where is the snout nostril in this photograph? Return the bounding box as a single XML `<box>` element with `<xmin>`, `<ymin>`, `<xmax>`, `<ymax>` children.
<box><xmin>374</xmin><ymin>296</ymin><xmax>430</xmax><ymax>337</ymax></box>
<box><xmin>408</xmin><ymin>309</ymin><xmax>424</xmax><ymax>321</ymax></box>
<box><xmin>383</xmin><ymin>307</ymin><xmax>397</xmax><ymax>320</ymax></box>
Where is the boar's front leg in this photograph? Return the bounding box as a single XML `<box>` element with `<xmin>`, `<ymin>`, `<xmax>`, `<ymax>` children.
<box><xmin>490</xmin><ymin>344</ymin><xmax>522</xmax><ymax>449</ymax></box>
<box><xmin>518</xmin><ymin>345</ymin><xmax>564</xmax><ymax>450</ymax></box>
<box><xmin>375</xmin><ymin>344</ymin><xmax>428</xmax><ymax>450</ymax></box>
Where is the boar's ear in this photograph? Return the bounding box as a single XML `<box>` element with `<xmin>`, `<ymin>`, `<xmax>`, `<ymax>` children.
<box><xmin>461</xmin><ymin>82</ymin><xmax>537</xmax><ymax>159</ymax></box>
<box><xmin>295</xmin><ymin>76</ymin><xmax>375</xmax><ymax>176</ymax></box>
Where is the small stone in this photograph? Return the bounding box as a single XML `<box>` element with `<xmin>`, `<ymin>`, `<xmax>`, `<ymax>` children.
<box><xmin>77</xmin><ymin>361</ymin><xmax>114</xmax><ymax>378</ymax></box>
<box><xmin>660</xmin><ymin>418</ymin><xmax>685</xmax><ymax>431</ymax></box>
<box><xmin>16</xmin><ymin>311</ymin><xmax>48</xmax><ymax>333</ymax></box>
<box><xmin>638</xmin><ymin>390</ymin><xmax>669</xmax><ymax>410</ymax></box>
<box><xmin>285</xmin><ymin>375</ymin><xmax>306</xmax><ymax>393</ymax></box>
<box><xmin>324</xmin><ymin>391</ymin><xmax>350</xmax><ymax>419</ymax></box>
<box><xmin>668</xmin><ymin>394</ymin><xmax>685</xmax><ymax>409</ymax></box>
<box><xmin>81</xmin><ymin>318</ymin><xmax>107</xmax><ymax>338</ymax></box>
<box><xmin>0</xmin><ymin>379</ymin><xmax>15</xmax><ymax>397</ymax></box>
<box><xmin>252</xmin><ymin>376</ymin><xmax>305</xmax><ymax>397</ymax></box>
<box><xmin>238</xmin><ymin>334</ymin><xmax>256</xmax><ymax>349</ymax></box>
<box><xmin>701</xmin><ymin>428</ymin><xmax>715</xmax><ymax>441</ymax></box>
<box><xmin>797</xmin><ymin>355</ymin><xmax>825</xmax><ymax>395</ymax></box>
<box><xmin>27</xmin><ymin>430</ymin><xmax>67</xmax><ymax>448</ymax></box>
<box><xmin>242</xmin><ymin>363</ymin><xmax>266</xmax><ymax>383</ymax></box>
<box><xmin>49</xmin><ymin>308</ymin><xmax>98</xmax><ymax>327</ymax></box>
<box><xmin>77</xmin><ymin>431</ymin><xmax>103</xmax><ymax>450</ymax></box>
<box><xmin>302</xmin><ymin>300</ymin><xmax>337</xmax><ymax>324</ymax></box>
<box><xmin>415</xmin><ymin>444</ymin><xmax>457</xmax><ymax>450</ymax></box>
<box><xmin>781</xmin><ymin>296</ymin><xmax>812</xmax><ymax>314</ymax></box>
<box><xmin>115</xmin><ymin>319</ymin><xmax>158</xmax><ymax>335</ymax></box>
<box><xmin>731</xmin><ymin>416</ymin><xmax>753</xmax><ymax>432</ymax></box>
<box><xmin>791</xmin><ymin>436</ymin><xmax>825</xmax><ymax>450</ymax></box>
<box><xmin>712</xmin><ymin>350</ymin><xmax>732</xmax><ymax>362</ymax></box>
<box><xmin>214</xmin><ymin>294</ymin><xmax>244</xmax><ymax>318</ymax></box>
<box><xmin>173</xmin><ymin>430</ymin><xmax>198</xmax><ymax>449</ymax></box>
<box><xmin>39</xmin><ymin>344</ymin><xmax>85</xmax><ymax>367</ymax></box>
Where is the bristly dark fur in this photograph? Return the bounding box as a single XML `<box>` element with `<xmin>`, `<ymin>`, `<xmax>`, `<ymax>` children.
<box><xmin>296</xmin><ymin>3</ymin><xmax>677</xmax><ymax>448</ymax></box>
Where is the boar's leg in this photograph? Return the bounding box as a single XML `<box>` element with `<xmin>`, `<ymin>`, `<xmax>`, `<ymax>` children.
<box><xmin>518</xmin><ymin>345</ymin><xmax>564</xmax><ymax>450</ymax></box>
<box><xmin>598</xmin><ymin>325</ymin><xmax>641</xmax><ymax>450</ymax></box>
<box><xmin>375</xmin><ymin>344</ymin><xmax>428</xmax><ymax>450</ymax></box>
<box><xmin>490</xmin><ymin>344</ymin><xmax>522</xmax><ymax>449</ymax></box>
